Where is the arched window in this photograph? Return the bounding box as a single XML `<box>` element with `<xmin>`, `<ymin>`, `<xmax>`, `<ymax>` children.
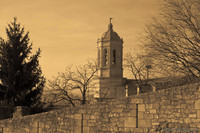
<box><xmin>98</xmin><ymin>48</ymin><xmax>100</xmax><ymax>67</ymax></box>
<box><xmin>104</xmin><ymin>49</ymin><xmax>108</xmax><ymax>66</ymax></box>
<box><xmin>112</xmin><ymin>50</ymin><xmax>116</xmax><ymax>64</ymax></box>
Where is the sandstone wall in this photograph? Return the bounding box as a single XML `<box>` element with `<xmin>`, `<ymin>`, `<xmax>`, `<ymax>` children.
<box><xmin>99</xmin><ymin>77</ymin><xmax>126</xmax><ymax>98</ymax></box>
<box><xmin>0</xmin><ymin>83</ymin><xmax>200</xmax><ymax>133</ymax></box>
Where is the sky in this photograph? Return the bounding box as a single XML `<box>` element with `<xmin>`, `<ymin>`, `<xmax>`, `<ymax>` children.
<box><xmin>0</xmin><ymin>0</ymin><xmax>161</xmax><ymax>79</ymax></box>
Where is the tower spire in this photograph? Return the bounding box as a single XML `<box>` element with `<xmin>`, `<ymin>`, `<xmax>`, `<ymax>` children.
<box><xmin>110</xmin><ymin>18</ymin><xmax>113</xmax><ymax>24</ymax></box>
<box><xmin>108</xmin><ymin>17</ymin><xmax>113</xmax><ymax>31</ymax></box>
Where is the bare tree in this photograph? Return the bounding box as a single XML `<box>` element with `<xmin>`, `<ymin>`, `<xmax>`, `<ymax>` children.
<box><xmin>44</xmin><ymin>59</ymin><xmax>98</xmax><ymax>107</ymax></box>
<box><xmin>143</xmin><ymin>0</ymin><xmax>200</xmax><ymax>77</ymax></box>
<box><xmin>124</xmin><ymin>52</ymin><xmax>153</xmax><ymax>90</ymax></box>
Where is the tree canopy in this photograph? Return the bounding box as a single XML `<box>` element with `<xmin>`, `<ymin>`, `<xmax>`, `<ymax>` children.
<box><xmin>0</xmin><ymin>18</ymin><xmax>45</xmax><ymax>108</ymax></box>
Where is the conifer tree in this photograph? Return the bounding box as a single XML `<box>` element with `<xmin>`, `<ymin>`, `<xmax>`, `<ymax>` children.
<box><xmin>0</xmin><ymin>18</ymin><xmax>45</xmax><ymax>108</ymax></box>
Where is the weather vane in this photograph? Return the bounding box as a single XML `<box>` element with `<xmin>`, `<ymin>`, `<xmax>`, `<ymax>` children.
<box><xmin>110</xmin><ymin>18</ymin><xmax>113</xmax><ymax>23</ymax></box>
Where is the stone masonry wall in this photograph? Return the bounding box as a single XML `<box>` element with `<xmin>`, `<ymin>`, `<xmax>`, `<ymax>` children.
<box><xmin>0</xmin><ymin>83</ymin><xmax>200</xmax><ymax>133</ymax></box>
<box><xmin>99</xmin><ymin>77</ymin><xmax>126</xmax><ymax>98</ymax></box>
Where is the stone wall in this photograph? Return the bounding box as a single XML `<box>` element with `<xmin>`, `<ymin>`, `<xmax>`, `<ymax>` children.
<box><xmin>98</xmin><ymin>77</ymin><xmax>126</xmax><ymax>98</ymax></box>
<box><xmin>130</xmin><ymin>83</ymin><xmax>200</xmax><ymax>132</ymax></box>
<box><xmin>0</xmin><ymin>83</ymin><xmax>200</xmax><ymax>133</ymax></box>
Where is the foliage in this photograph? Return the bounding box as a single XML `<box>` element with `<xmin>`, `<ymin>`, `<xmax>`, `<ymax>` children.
<box><xmin>0</xmin><ymin>18</ymin><xmax>45</xmax><ymax>108</ymax></box>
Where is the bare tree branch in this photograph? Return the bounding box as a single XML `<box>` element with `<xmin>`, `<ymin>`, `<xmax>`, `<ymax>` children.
<box><xmin>44</xmin><ymin>59</ymin><xmax>98</xmax><ymax>107</ymax></box>
<box><xmin>124</xmin><ymin>52</ymin><xmax>153</xmax><ymax>90</ymax></box>
<box><xmin>143</xmin><ymin>0</ymin><xmax>200</xmax><ymax>77</ymax></box>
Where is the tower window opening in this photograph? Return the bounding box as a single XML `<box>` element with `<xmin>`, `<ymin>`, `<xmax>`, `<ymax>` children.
<box><xmin>104</xmin><ymin>49</ymin><xmax>108</xmax><ymax>66</ymax></box>
<box><xmin>98</xmin><ymin>48</ymin><xmax>100</xmax><ymax>67</ymax></box>
<box><xmin>112</xmin><ymin>50</ymin><xmax>116</xmax><ymax>64</ymax></box>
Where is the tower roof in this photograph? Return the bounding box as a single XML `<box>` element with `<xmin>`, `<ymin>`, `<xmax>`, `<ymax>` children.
<box><xmin>100</xmin><ymin>19</ymin><xmax>121</xmax><ymax>41</ymax></box>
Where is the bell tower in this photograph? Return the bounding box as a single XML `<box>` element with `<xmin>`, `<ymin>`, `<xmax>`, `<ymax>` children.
<box><xmin>97</xmin><ymin>19</ymin><xmax>126</xmax><ymax>98</ymax></box>
<box><xmin>97</xmin><ymin>18</ymin><xmax>123</xmax><ymax>78</ymax></box>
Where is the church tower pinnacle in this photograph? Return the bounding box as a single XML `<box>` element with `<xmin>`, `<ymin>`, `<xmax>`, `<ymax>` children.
<box><xmin>97</xmin><ymin>18</ymin><xmax>123</xmax><ymax>78</ymax></box>
<box><xmin>97</xmin><ymin>19</ymin><xmax>125</xmax><ymax>98</ymax></box>
<box><xmin>108</xmin><ymin>18</ymin><xmax>113</xmax><ymax>31</ymax></box>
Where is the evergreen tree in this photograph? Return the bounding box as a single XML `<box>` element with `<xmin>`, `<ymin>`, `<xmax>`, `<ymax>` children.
<box><xmin>0</xmin><ymin>18</ymin><xmax>45</xmax><ymax>108</ymax></box>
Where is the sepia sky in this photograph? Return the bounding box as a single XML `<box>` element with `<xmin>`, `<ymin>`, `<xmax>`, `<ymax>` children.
<box><xmin>0</xmin><ymin>0</ymin><xmax>161</xmax><ymax>79</ymax></box>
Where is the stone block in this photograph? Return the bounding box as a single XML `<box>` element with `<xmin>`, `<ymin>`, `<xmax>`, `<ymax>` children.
<box><xmin>131</xmin><ymin>110</ymin><xmax>136</xmax><ymax>117</ymax></box>
<box><xmin>130</xmin><ymin>104</ymin><xmax>136</xmax><ymax>109</ymax></box>
<box><xmin>152</xmin><ymin>122</ymin><xmax>159</xmax><ymax>126</ymax></box>
<box><xmin>3</xmin><ymin>127</ymin><xmax>10</xmax><ymax>132</ymax></box>
<box><xmin>90</xmin><ymin>115</ymin><xmax>99</xmax><ymax>119</ymax></box>
<box><xmin>138</xmin><ymin>119</ymin><xmax>151</xmax><ymax>128</ymax></box>
<box><xmin>83</xmin><ymin>119</ymin><xmax>87</xmax><ymax>126</ymax></box>
<box><xmin>150</xmin><ymin>109</ymin><xmax>156</xmax><ymax>114</ymax></box>
<box><xmin>124</xmin><ymin>127</ymin><xmax>132</xmax><ymax>132</ymax></box>
<box><xmin>113</xmin><ymin>127</ymin><xmax>118</xmax><ymax>132</ymax></box>
<box><xmin>188</xmin><ymin>114</ymin><xmax>197</xmax><ymax>118</ymax></box>
<box><xmin>130</xmin><ymin>98</ymin><xmax>143</xmax><ymax>104</ymax></box>
<box><xmin>130</xmin><ymin>98</ymin><xmax>137</xmax><ymax>103</ymax></box>
<box><xmin>124</xmin><ymin>117</ymin><xmax>136</xmax><ymax>128</ymax></box>
<box><xmin>102</xmin><ymin>117</ymin><xmax>109</xmax><ymax>122</ymax></box>
<box><xmin>139</xmin><ymin>99</ymin><xmax>144</xmax><ymax>103</ymax></box>
<box><xmin>197</xmin><ymin>110</ymin><xmax>200</xmax><ymax>117</ymax></box>
<box><xmin>115</xmin><ymin>108</ymin><xmax>123</xmax><ymax>113</ymax></box>
<box><xmin>138</xmin><ymin>112</ymin><xmax>144</xmax><ymax>119</ymax></box>
<box><xmin>152</xmin><ymin>103</ymin><xmax>160</xmax><ymax>109</ymax></box>
<box><xmin>73</xmin><ymin>126</ymin><xmax>81</xmax><ymax>133</ymax></box>
<box><xmin>74</xmin><ymin>119</ymin><xmax>81</xmax><ymax>126</ymax></box>
<box><xmin>74</xmin><ymin>114</ymin><xmax>82</xmax><ymax>119</ymax></box>
<box><xmin>197</xmin><ymin>123</ymin><xmax>200</xmax><ymax>128</ymax></box>
<box><xmin>146</xmin><ymin>104</ymin><xmax>152</xmax><ymax>110</ymax></box>
<box><xmin>32</xmin><ymin>127</ymin><xmax>38</xmax><ymax>133</ymax></box>
<box><xmin>170</xmin><ymin>119</ymin><xmax>178</xmax><ymax>123</ymax></box>
<box><xmin>195</xmin><ymin>99</ymin><xmax>200</xmax><ymax>109</ymax></box>
<box><xmin>138</xmin><ymin>104</ymin><xmax>145</xmax><ymax>112</ymax></box>
<box><xmin>83</xmin><ymin>126</ymin><xmax>89</xmax><ymax>133</ymax></box>
<box><xmin>177</xmin><ymin>95</ymin><xmax>182</xmax><ymax>99</ymax></box>
<box><xmin>190</xmin><ymin>119</ymin><xmax>198</xmax><ymax>123</ymax></box>
<box><xmin>184</xmin><ymin>118</ymin><xmax>191</xmax><ymax>123</ymax></box>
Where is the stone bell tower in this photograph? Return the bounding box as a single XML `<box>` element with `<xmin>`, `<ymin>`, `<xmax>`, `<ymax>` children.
<box><xmin>97</xmin><ymin>19</ymin><xmax>126</xmax><ymax>98</ymax></box>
